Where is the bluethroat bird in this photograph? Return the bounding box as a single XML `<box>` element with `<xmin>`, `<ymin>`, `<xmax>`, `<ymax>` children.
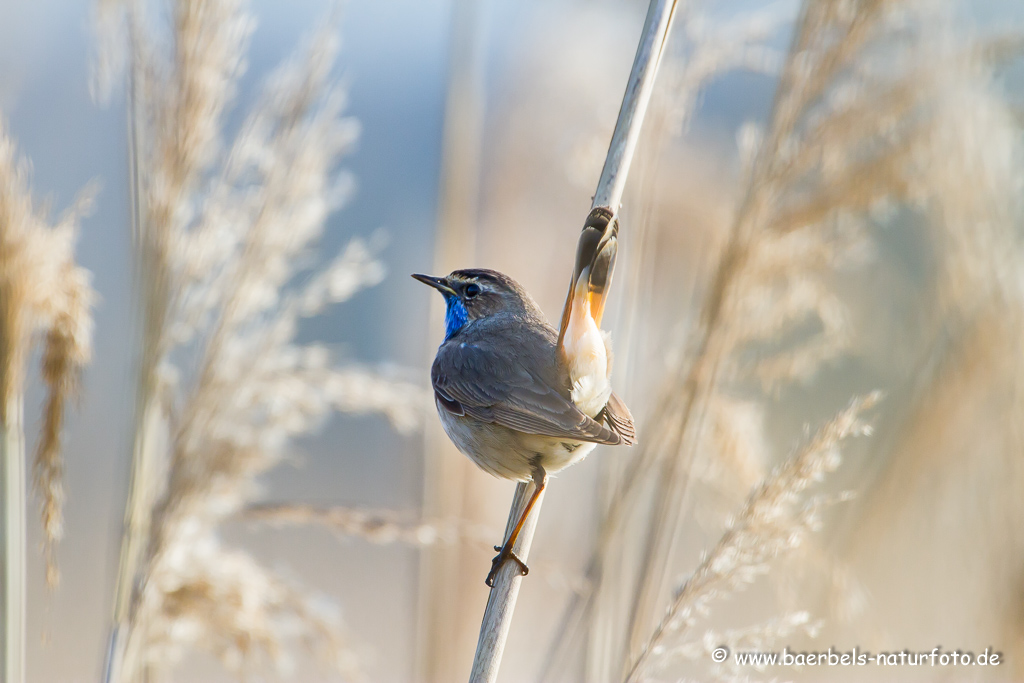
<box><xmin>414</xmin><ymin>208</ymin><xmax>635</xmax><ymax>587</ymax></box>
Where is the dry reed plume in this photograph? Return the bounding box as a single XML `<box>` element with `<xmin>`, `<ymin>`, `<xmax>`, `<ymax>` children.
<box><xmin>0</xmin><ymin>119</ymin><xmax>94</xmax><ymax>683</ymax></box>
<box><xmin>627</xmin><ymin>394</ymin><xmax>879</xmax><ymax>681</ymax></box>
<box><xmin>0</xmin><ymin>121</ymin><xmax>95</xmax><ymax>582</ymax></box>
<box><xmin>95</xmin><ymin>1</ymin><xmax>424</xmax><ymax>680</ymax></box>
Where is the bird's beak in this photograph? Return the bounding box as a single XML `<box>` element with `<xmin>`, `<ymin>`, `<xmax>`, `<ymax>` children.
<box><xmin>412</xmin><ymin>273</ymin><xmax>457</xmax><ymax>296</ymax></box>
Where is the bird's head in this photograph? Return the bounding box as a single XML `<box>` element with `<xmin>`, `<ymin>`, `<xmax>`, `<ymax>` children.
<box><xmin>412</xmin><ymin>268</ymin><xmax>539</xmax><ymax>340</ymax></box>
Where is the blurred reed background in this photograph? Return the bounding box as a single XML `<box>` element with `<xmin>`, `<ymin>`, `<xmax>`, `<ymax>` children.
<box><xmin>0</xmin><ymin>0</ymin><xmax>1023</xmax><ymax>682</ymax></box>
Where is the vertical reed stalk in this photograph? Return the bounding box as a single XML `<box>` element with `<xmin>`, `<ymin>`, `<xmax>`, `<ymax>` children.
<box><xmin>468</xmin><ymin>482</ymin><xmax>544</xmax><ymax>682</ymax></box>
<box><xmin>591</xmin><ymin>0</ymin><xmax>680</xmax><ymax>215</ymax></box>
<box><xmin>1</xmin><ymin>393</ymin><xmax>25</xmax><ymax>683</ymax></box>
<box><xmin>106</xmin><ymin>25</ymin><xmax>159</xmax><ymax>681</ymax></box>
<box><xmin>468</xmin><ymin>0</ymin><xmax>679</xmax><ymax>679</ymax></box>
<box><xmin>416</xmin><ymin>1</ymin><xmax>486</xmax><ymax>680</ymax></box>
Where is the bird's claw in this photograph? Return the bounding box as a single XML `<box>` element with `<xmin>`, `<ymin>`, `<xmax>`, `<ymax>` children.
<box><xmin>485</xmin><ymin>544</ymin><xmax>529</xmax><ymax>587</ymax></box>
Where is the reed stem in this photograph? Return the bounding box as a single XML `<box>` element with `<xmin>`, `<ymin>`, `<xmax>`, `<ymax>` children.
<box><xmin>467</xmin><ymin>0</ymin><xmax>679</xmax><ymax>679</ymax></box>
<box><xmin>468</xmin><ymin>482</ymin><xmax>544</xmax><ymax>683</ymax></box>
<box><xmin>592</xmin><ymin>0</ymin><xmax>680</xmax><ymax>215</ymax></box>
<box><xmin>105</xmin><ymin>22</ymin><xmax>158</xmax><ymax>682</ymax></box>
<box><xmin>1</xmin><ymin>394</ymin><xmax>26</xmax><ymax>683</ymax></box>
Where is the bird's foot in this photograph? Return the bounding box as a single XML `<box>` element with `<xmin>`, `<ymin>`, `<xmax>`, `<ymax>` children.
<box><xmin>485</xmin><ymin>544</ymin><xmax>529</xmax><ymax>587</ymax></box>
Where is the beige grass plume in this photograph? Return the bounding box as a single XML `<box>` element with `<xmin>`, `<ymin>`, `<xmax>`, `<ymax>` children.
<box><xmin>626</xmin><ymin>394</ymin><xmax>879</xmax><ymax>681</ymax></box>
<box><xmin>0</xmin><ymin>120</ymin><xmax>94</xmax><ymax>683</ymax></box>
<box><xmin>98</xmin><ymin>1</ymin><xmax>424</xmax><ymax>681</ymax></box>
<box><xmin>0</xmin><ymin>122</ymin><xmax>95</xmax><ymax>585</ymax></box>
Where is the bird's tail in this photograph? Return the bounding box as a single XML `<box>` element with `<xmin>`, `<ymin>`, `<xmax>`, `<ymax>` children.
<box><xmin>557</xmin><ymin>207</ymin><xmax>619</xmax><ymax>349</ymax></box>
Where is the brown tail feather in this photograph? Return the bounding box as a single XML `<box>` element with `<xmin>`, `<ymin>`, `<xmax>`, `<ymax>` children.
<box><xmin>557</xmin><ymin>207</ymin><xmax>619</xmax><ymax>348</ymax></box>
<box><xmin>601</xmin><ymin>391</ymin><xmax>636</xmax><ymax>446</ymax></box>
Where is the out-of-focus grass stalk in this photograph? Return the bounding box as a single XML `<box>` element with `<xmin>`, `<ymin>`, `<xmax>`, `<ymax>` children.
<box><xmin>1</xmin><ymin>393</ymin><xmax>25</xmax><ymax>683</ymax></box>
<box><xmin>415</xmin><ymin>0</ymin><xmax>485</xmax><ymax>680</ymax></box>
<box><xmin>107</xmin><ymin>25</ymin><xmax>157</xmax><ymax>681</ymax></box>
<box><xmin>106</xmin><ymin>9</ymin><xmax>185</xmax><ymax>674</ymax></box>
<box><xmin>468</xmin><ymin>1</ymin><xmax>679</xmax><ymax>680</ymax></box>
<box><xmin>106</xmin><ymin>402</ymin><xmax>162</xmax><ymax>683</ymax></box>
<box><xmin>106</xmin><ymin>0</ymin><xmax>246</xmax><ymax>675</ymax></box>
<box><xmin>247</xmin><ymin>503</ymin><xmax>499</xmax><ymax>547</ymax></box>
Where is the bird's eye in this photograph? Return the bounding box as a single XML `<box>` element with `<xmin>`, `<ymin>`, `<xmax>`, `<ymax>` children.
<box><xmin>464</xmin><ymin>283</ymin><xmax>481</xmax><ymax>299</ymax></box>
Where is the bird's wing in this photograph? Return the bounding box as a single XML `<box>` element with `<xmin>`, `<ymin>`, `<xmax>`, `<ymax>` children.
<box><xmin>432</xmin><ymin>340</ymin><xmax>621</xmax><ymax>445</ymax></box>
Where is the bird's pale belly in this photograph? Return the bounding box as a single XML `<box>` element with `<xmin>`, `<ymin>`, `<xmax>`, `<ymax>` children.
<box><xmin>436</xmin><ymin>400</ymin><xmax>597</xmax><ymax>481</ymax></box>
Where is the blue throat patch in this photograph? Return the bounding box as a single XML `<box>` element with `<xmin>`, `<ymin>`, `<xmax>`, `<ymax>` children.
<box><xmin>443</xmin><ymin>294</ymin><xmax>469</xmax><ymax>340</ymax></box>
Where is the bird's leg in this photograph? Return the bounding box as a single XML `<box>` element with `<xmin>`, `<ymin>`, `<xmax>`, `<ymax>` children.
<box><xmin>486</xmin><ymin>464</ymin><xmax>547</xmax><ymax>588</ymax></box>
